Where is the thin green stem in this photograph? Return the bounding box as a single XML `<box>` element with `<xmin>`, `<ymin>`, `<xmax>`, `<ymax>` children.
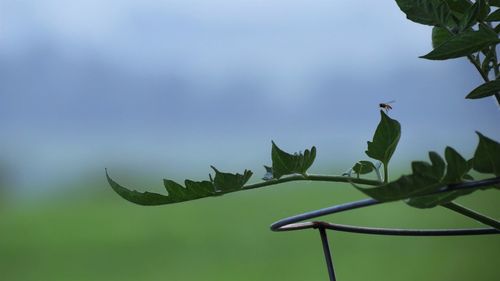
<box><xmin>467</xmin><ymin>54</ymin><xmax>489</xmax><ymax>82</ymax></box>
<box><xmin>242</xmin><ymin>174</ymin><xmax>381</xmax><ymax>191</ymax></box>
<box><xmin>442</xmin><ymin>202</ymin><xmax>500</xmax><ymax>230</ymax></box>
<box><xmin>383</xmin><ymin>163</ymin><xmax>388</xmax><ymax>184</ymax></box>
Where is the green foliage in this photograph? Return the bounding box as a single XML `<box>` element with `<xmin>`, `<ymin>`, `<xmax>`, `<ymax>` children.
<box><xmin>395</xmin><ymin>0</ymin><xmax>446</xmax><ymax>26</ymax></box>
<box><xmin>107</xmin><ymin>166</ymin><xmax>252</xmax><ymax>206</ymax></box>
<box><xmin>472</xmin><ymin>132</ymin><xmax>500</xmax><ymax>176</ymax></box>
<box><xmin>107</xmin><ymin>0</ymin><xmax>500</xmax><ymax>231</ymax></box>
<box><xmin>432</xmin><ymin>26</ymin><xmax>453</xmax><ymax>48</ymax></box>
<box><xmin>466</xmin><ymin>79</ymin><xmax>500</xmax><ymax>99</ymax></box>
<box><xmin>485</xmin><ymin>8</ymin><xmax>500</xmax><ymax>21</ymax></box>
<box><xmin>210</xmin><ymin>166</ymin><xmax>253</xmax><ymax>192</ymax></box>
<box><xmin>271</xmin><ymin>141</ymin><xmax>316</xmax><ymax>179</ymax></box>
<box><xmin>365</xmin><ymin>111</ymin><xmax>401</xmax><ymax>165</ymax></box>
<box><xmin>421</xmin><ymin>27</ymin><xmax>499</xmax><ymax>60</ymax></box>
<box><xmin>352</xmin><ymin>161</ymin><xmax>376</xmax><ymax>175</ymax></box>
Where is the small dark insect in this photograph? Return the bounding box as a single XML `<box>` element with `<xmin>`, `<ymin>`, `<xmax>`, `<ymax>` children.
<box><xmin>379</xmin><ymin>100</ymin><xmax>395</xmax><ymax>113</ymax></box>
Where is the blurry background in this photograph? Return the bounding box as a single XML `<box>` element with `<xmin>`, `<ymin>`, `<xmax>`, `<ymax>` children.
<box><xmin>0</xmin><ymin>0</ymin><xmax>499</xmax><ymax>280</ymax></box>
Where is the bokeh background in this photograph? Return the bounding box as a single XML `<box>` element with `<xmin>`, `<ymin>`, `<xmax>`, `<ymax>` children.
<box><xmin>1</xmin><ymin>1</ymin><xmax>499</xmax><ymax>280</ymax></box>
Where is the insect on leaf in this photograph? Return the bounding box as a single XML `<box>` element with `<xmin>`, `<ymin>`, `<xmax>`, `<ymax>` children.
<box><xmin>365</xmin><ymin>111</ymin><xmax>401</xmax><ymax>166</ymax></box>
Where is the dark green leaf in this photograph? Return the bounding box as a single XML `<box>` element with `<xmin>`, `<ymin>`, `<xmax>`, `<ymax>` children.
<box><xmin>271</xmin><ymin>141</ymin><xmax>316</xmax><ymax>179</ymax></box>
<box><xmin>106</xmin><ymin>170</ymin><xmax>216</xmax><ymax>206</ymax></box>
<box><xmin>473</xmin><ymin>132</ymin><xmax>500</xmax><ymax>175</ymax></box>
<box><xmin>395</xmin><ymin>0</ymin><xmax>441</xmax><ymax>26</ymax></box>
<box><xmin>490</xmin><ymin>0</ymin><xmax>500</xmax><ymax>7</ymax></box>
<box><xmin>486</xmin><ymin>9</ymin><xmax>500</xmax><ymax>21</ymax></box>
<box><xmin>365</xmin><ymin>111</ymin><xmax>401</xmax><ymax>166</ymax></box>
<box><xmin>442</xmin><ymin>146</ymin><xmax>469</xmax><ymax>183</ymax></box>
<box><xmin>432</xmin><ymin>26</ymin><xmax>453</xmax><ymax>48</ymax></box>
<box><xmin>354</xmin><ymin>152</ymin><xmax>444</xmax><ymax>202</ymax></box>
<box><xmin>420</xmin><ymin>27</ymin><xmax>500</xmax><ymax>60</ymax></box>
<box><xmin>434</xmin><ymin>1</ymin><xmax>452</xmax><ymax>26</ymax></box>
<box><xmin>466</xmin><ymin>79</ymin><xmax>500</xmax><ymax>99</ymax></box>
<box><xmin>460</xmin><ymin>0</ymin><xmax>482</xmax><ymax>30</ymax></box>
<box><xmin>406</xmin><ymin>188</ymin><xmax>475</xmax><ymax>208</ymax></box>
<box><xmin>210</xmin><ymin>166</ymin><xmax>253</xmax><ymax>192</ymax></box>
<box><xmin>352</xmin><ymin>161</ymin><xmax>376</xmax><ymax>175</ymax></box>
<box><xmin>481</xmin><ymin>48</ymin><xmax>495</xmax><ymax>73</ymax></box>
<box><xmin>444</xmin><ymin>0</ymin><xmax>472</xmax><ymax>13</ymax></box>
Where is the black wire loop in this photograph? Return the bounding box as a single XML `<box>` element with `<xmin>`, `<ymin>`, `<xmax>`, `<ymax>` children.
<box><xmin>270</xmin><ymin>177</ymin><xmax>500</xmax><ymax>281</ymax></box>
<box><xmin>271</xmin><ymin>176</ymin><xmax>500</xmax><ymax>235</ymax></box>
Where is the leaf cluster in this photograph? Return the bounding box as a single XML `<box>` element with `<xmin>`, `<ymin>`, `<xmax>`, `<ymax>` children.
<box><xmin>396</xmin><ymin>0</ymin><xmax>500</xmax><ymax>100</ymax></box>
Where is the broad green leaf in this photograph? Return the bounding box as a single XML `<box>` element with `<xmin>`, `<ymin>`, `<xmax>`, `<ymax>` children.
<box><xmin>355</xmin><ymin>152</ymin><xmax>444</xmax><ymax>202</ymax></box>
<box><xmin>420</xmin><ymin>27</ymin><xmax>500</xmax><ymax>60</ymax></box>
<box><xmin>486</xmin><ymin>9</ymin><xmax>500</xmax><ymax>21</ymax></box>
<box><xmin>406</xmin><ymin>188</ymin><xmax>475</xmax><ymax>208</ymax></box>
<box><xmin>271</xmin><ymin>141</ymin><xmax>316</xmax><ymax>179</ymax></box>
<box><xmin>210</xmin><ymin>166</ymin><xmax>253</xmax><ymax>192</ymax></box>
<box><xmin>444</xmin><ymin>0</ymin><xmax>471</xmax><ymax>13</ymax></box>
<box><xmin>395</xmin><ymin>0</ymin><xmax>443</xmax><ymax>26</ymax></box>
<box><xmin>432</xmin><ymin>26</ymin><xmax>453</xmax><ymax>48</ymax></box>
<box><xmin>466</xmin><ymin>79</ymin><xmax>500</xmax><ymax>99</ymax></box>
<box><xmin>352</xmin><ymin>161</ymin><xmax>376</xmax><ymax>175</ymax></box>
<box><xmin>365</xmin><ymin>111</ymin><xmax>401</xmax><ymax>166</ymax></box>
<box><xmin>442</xmin><ymin>146</ymin><xmax>469</xmax><ymax>183</ymax></box>
<box><xmin>473</xmin><ymin>132</ymin><xmax>500</xmax><ymax>175</ymax></box>
<box><xmin>354</xmin><ymin>173</ymin><xmax>441</xmax><ymax>202</ymax></box>
<box><xmin>434</xmin><ymin>1</ymin><xmax>452</xmax><ymax>26</ymax></box>
<box><xmin>459</xmin><ymin>0</ymin><xmax>482</xmax><ymax>30</ymax></box>
<box><xmin>106</xmin><ymin>170</ymin><xmax>216</xmax><ymax>206</ymax></box>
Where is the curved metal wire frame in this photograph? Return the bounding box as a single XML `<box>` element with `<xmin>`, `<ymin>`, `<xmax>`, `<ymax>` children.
<box><xmin>270</xmin><ymin>177</ymin><xmax>500</xmax><ymax>281</ymax></box>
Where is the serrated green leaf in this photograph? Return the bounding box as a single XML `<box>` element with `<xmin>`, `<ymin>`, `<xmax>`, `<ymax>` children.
<box><xmin>432</xmin><ymin>26</ymin><xmax>453</xmax><ymax>48</ymax></box>
<box><xmin>421</xmin><ymin>27</ymin><xmax>500</xmax><ymax>60</ymax></box>
<box><xmin>365</xmin><ymin>111</ymin><xmax>401</xmax><ymax>167</ymax></box>
<box><xmin>406</xmin><ymin>188</ymin><xmax>475</xmax><ymax>208</ymax></box>
<box><xmin>473</xmin><ymin>132</ymin><xmax>500</xmax><ymax>175</ymax></box>
<box><xmin>466</xmin><ymin>79</ymin><xmax>500</xmax><ymax>99</ymax></box>
<box><xmin>210</xmin><ymin>166</ymin><xmax>253</xmax><ymax>192</ymax></box>
<box><xmin>354</xmin><ymin>152</ymin><xmax>444</xmax><ymax>202</ymax></box>
<box><xmin>106</xmin><ymin>170</ymin><xmax>216</xmax><ymax>206</ymax></box>
<box><xmin>271</xmin><ymin>141</ymin><xmax>316</xmax><ymax>179</ymax></box>
<box><xmin>442</xmin><ymin>146</ymin><xmax>469</xmax><ymax>183</ymax></box>
<box><xmin>352</xmin><ymin>161</ymin><xmax>376</xmax><ymax>175</ymax></box>
<box><xmin>486</xmin><ymin>7</ymin><xmax>500</xmax><ymax>21</ymax></box>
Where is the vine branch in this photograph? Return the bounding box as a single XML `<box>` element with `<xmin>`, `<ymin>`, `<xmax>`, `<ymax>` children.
<box><xmin>442</xmin><ymin>202</ymin><xmax>500</xmax><ymax>230</ymax></box>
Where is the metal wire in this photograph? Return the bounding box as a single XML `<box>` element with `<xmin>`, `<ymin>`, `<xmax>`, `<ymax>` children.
<box><xmin>270</xmin><ymin>177</ymin><xmax>500</xmax><ymax>281</ymax></box>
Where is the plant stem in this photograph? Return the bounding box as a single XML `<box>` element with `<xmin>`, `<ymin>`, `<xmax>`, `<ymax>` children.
<box><xmin>442</xmin><ymin>202</ymin><xmax>500</xmax><ymax>230</ymax></box>
<box><xmin>467</xmin><ymin>54</ymin><xmax>489</xmax><ymax>81</ymax></box>
<box><xmin>383</xmin><ymin>162</ymin><xmax>388</xmax><ymax>184</ymax></box>
<box><xmin>242</xmin><ymin>174</ymin><xmax>381</xmax><ymax>191</ymax></box>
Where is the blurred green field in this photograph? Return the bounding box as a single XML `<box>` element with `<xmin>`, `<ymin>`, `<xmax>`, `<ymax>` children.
<box><xmin>1</xmin><ymin>181</ymin><xmax>499</xmax><ymax>281</ymax></box>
